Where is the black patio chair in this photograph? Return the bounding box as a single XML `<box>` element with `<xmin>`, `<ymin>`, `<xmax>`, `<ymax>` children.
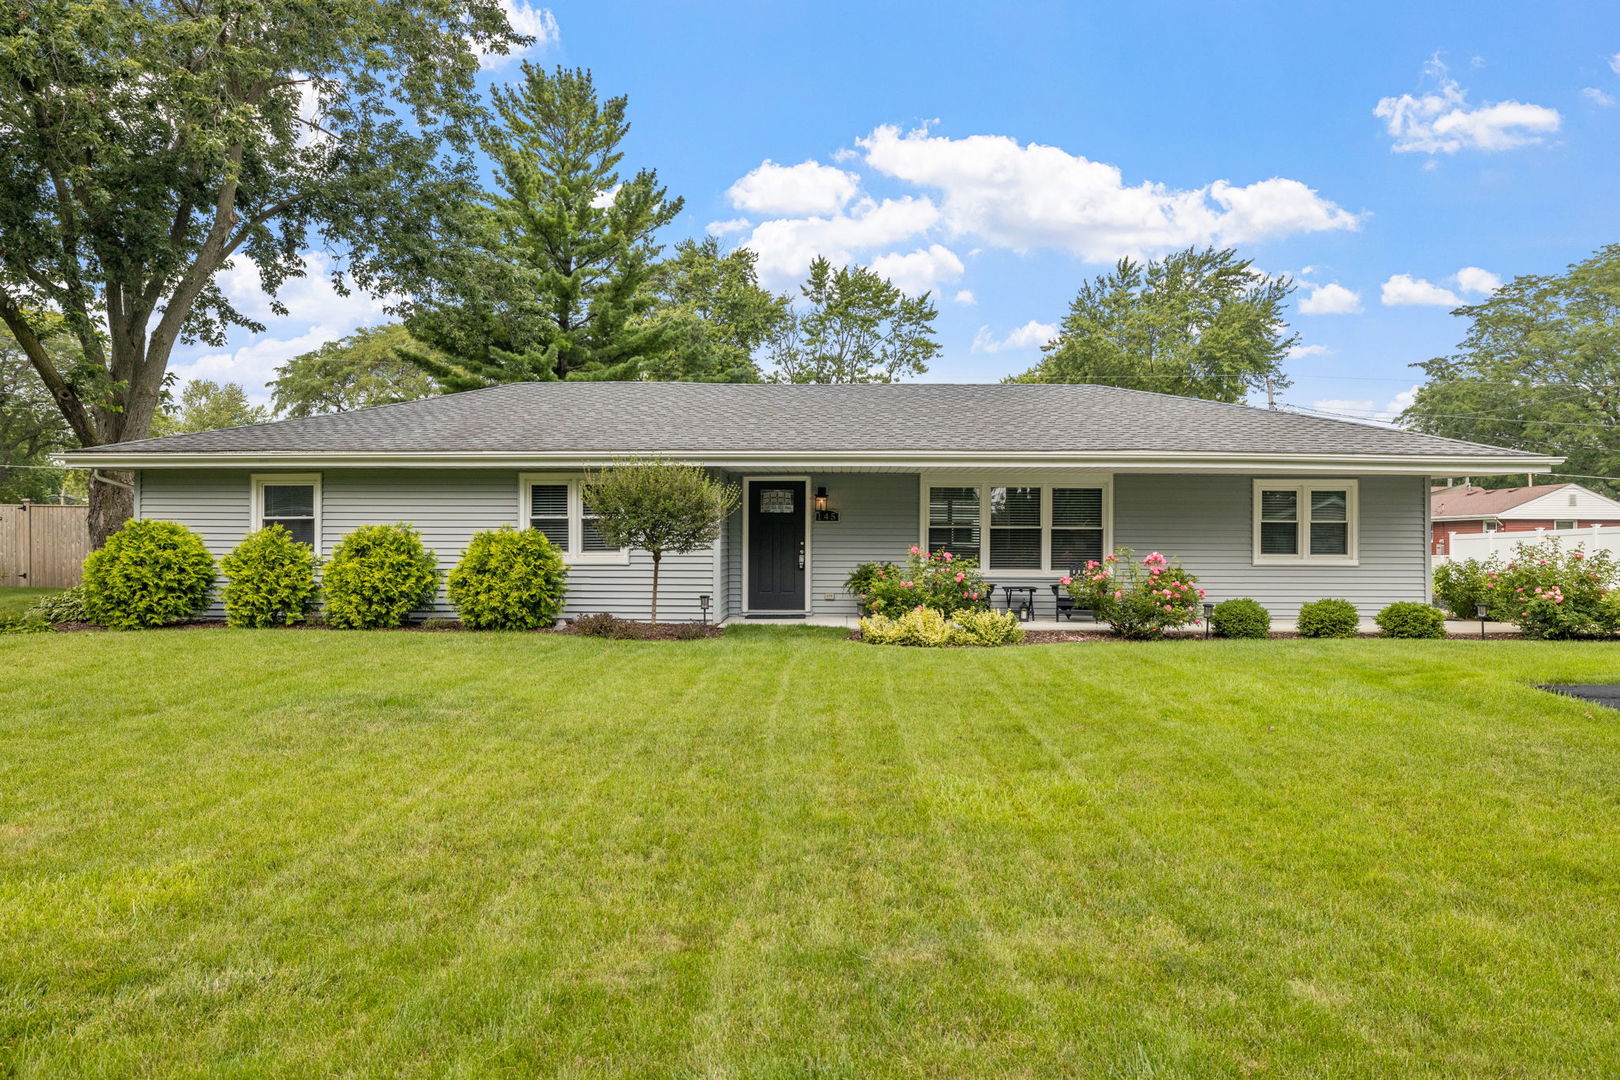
<box><xmin>1051</xmin><ymin>568</ymin><xmax>1096</xmax><ymax>622</ymax></box>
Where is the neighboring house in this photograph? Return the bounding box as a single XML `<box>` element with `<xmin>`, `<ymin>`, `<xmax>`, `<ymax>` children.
<box><xmin>1430</xmin><ymin>482</ymin><xmax>1620</xmax><ymax>556</ymax></box>
<box><xmin>64</xmin><ymin>383</ymin><xmax>1557</xmax><ymax>620</ymax></box>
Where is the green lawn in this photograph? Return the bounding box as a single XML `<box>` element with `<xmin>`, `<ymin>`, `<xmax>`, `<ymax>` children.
<box><xmin>0</xmin><ymin>587</ymin><xmax>59</xmax><ymax>617</ymax></box>
<box><xmin>3</xmin><ymin>628</ymin><xmax>1619</xmax><ymax>1078</ymax></box>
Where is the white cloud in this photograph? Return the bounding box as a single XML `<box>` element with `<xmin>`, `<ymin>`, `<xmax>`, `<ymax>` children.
<box><xmin>952</xmin><ymin>289</ymin><xmax>976</xmax><ymax>305</ymax></box>
<box><xmin>1285</xmin><ymin>343</ymin><xmax>1331</xmax><ymax>359</ymax></box>
<box><xmin>727</xmin><ymin>160</ymin><xmax>861</xmax><ymax>216</ymax></box>
<box><xmin>169</xmin><ymin>253</ymin><xmax>393</xmax><ymax>400</ymax></box>
<box><xmin>851</xmin><ymin>124</ymin><xmax>1359</xmax><ymax>260</ymax></box>
<box><xmin>971</xmin><ymin>320</ymin><xmax>1058</xmax><ymax>354</ymax></box>
<box><xmin>706</xmin><ymin>217</ymin><xmax>752</xmax><ymax>236</ymax></box>
<box><xmin>1381</xmin><ymin>273</ymin><xmax>1462</xmax><ymax>307</ymax></box>
<box><xmin>1310</xmin><ymin>385</ymin><xmax>1419</xmax><ymax>425</ymax></box>
<box><xmin>734</xmin><ymin>196</ymin><xmax>940</xmax><ymax>284</ymax></box>
<box><xmin>1611</xmin><ymin>52</ymin><xmax>1620</xmax><ymax>76</ymax></box>
<box><xmin>868</xmin><ymin>244</ymin><xmax>964</xmax><ymax>296</ymax></box>
<box><xmin>478</xmin><ymin>1</ymin><xmax>559</xmax><ymax>70</ymax></box>
<box><xmin>1583</xmin><ymin>87</ymin><xmax>1617</xmax><ymax>107</ymax></box>
<box><xmin>1298</xmin><ymin>282</ymin><xmax>1362</xmax><ymax>315</ymax></box>
<box><xmin>1454</xmin><ymin>266</ymin><xmax>1501</xmax><ymax>295</ymax></box>
<box><xmin>589</xmin><ymin>183</ymin><xmax>621</xmax><ymax>209</ymax></box>
<box><xmin>1374</xmin><ymin>59</ymin><xmax>1560</xmax><ymax>153</ymax></box>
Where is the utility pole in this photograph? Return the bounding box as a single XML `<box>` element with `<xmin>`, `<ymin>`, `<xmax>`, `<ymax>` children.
<box><xmin>1264</xmin><ymin>376</ymin><xmax>1276</xmax><ymax>410</ymax></box>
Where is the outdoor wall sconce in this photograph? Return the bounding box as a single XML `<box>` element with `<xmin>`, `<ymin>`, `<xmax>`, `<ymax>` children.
<box><xmin>1202</xmin><ymin>601</ymin><xmax>1215</xmax><ymax>639</ymax></box>
<box><xmin>1475</xmin><ymin>601</ymin><xmax>1488</xmax><ymax>640</ymax></box>
<box><xmin>813</xmin><ymin>486</ymin><xmax>839</xmax><ymax>522</ymax></box>
<box><xmin>698</xmin><ymin>594</ymin><xmax>712</xmax><ymax>625</ymax></box>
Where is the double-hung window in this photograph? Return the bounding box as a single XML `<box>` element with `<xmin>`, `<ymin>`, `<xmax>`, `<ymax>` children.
<box><xmin>1253</xmin><ymin>480</ymin><xmax>1357</xmax><ymax>563</ymax></box>
<box><xmin>251</xmin><ymin>474</ymin><xmax>320</xmax><ymax>548</ymax></box>
<box><xmin>519</xmin><ymin>475</ymin><xmax>628</xmax><ymax>563</ymax></box>
<box><xmin>924</xmin><ymin>481</ymin><xmax>1108</xmax><ymax>573</ymax></box>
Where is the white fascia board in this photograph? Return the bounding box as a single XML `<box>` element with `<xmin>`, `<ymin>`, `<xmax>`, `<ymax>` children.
<box><xmin>62</xmin><ymin>448</ymin><xmax>1565</xmax><ymax>474</ymax></box>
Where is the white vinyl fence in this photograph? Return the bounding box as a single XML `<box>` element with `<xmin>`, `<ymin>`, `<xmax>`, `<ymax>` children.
<box><xmin>1437</xmin><ymin>524</ymin><xmax>1620</xmax><ymax>564</ymax></box>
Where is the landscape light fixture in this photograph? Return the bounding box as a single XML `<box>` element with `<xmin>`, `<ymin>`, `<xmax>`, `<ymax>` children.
<box><xmin>1202</xmin><ymin>601</ymin><xmax>1215</xmax><ymax>639</ymax></box>
<box><xmin>698</xmin><ymin>594</ymin><xmax>712</xmax><ymax>626</ymax></box>
<box><xmin>1475</xmin><ymin>601</ymin><xmax>1489</xmax><ymax>640</ymax></box>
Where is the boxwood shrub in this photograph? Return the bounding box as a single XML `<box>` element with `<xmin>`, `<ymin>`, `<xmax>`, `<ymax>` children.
<box><xmin>1296</xmin><ymin>598</ymin><xmax>1360</xmax><ymax>639</ymax></box>
<box><xmin>322</xmin><ymin>524</ymin><xmax>440</xmax><ymax>629</ymax></box>
<box><xmin>1375</xmin><ymin>601</ymin><xmax>1447</xmax><ymax>639</ymax></box>
<box><xmin>1210</xmin><ymin>597</ymin><xmax>1270</xmax><ymax>639</ymax></box>
<box><xmin>220</xmin><ymin>525</ymin><xmax>321</xmax><ymax>628</ymax></box>
<box><xmin>448</xmin><ymin>527</ymin><xmax>568</xmax><ymax>630</ymax></box>
<box><xmin>82</xmin><ymin>520</ymin><xmax>216</xmax><ymax>629</ymax></box>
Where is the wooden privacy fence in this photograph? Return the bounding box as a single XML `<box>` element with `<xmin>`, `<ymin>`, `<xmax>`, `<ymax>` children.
<box><xmin>0</xmin><ymin>502</ymin><xmax>90</xmax><ymax>588</ymax></box>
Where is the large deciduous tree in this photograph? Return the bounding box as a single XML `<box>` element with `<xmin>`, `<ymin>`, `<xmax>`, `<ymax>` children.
<box><xmin>1016</xmin><ymin>247</ymin><xmax>1297</xmax><ymax>403</ymax></box>
<box><xmin>1401</xmin><ymin>243</ymin><xmax>1620</xmax><ymax>494</ymax></box>
<box><xmin>767</xmin><ymin>257</ymin><xmax>939</xmax><ymax>383</ymax></box>
<box><xmin>151</xmin><ymin>379</ymin><xmax>268</xmax><ymax>436</ymax></box>
<box><xmin>0</xmin><ymin>328</ymin><xmax>75</xmax><ymax>503</ymax></box>
<box><xmin>639</xmin><ymin>238</ymin><xmax>789</xmax><ymax>382</ymax></box>
<box><xmin>0</xmin><ymin>0</ymin><xmax>524</xmax><ymax>544</ymax></box>
<box><xmin>271</xmin><ymin>325</ymin><xmax>439</xmax><ymax>417</ymax></box>
<box><xmin>401</xmin><ymin>65</ymin><xmax>683</xmax><ymax>389</ymax></box>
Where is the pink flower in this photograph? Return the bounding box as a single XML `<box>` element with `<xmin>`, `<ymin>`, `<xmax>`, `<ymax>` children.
<box><xmin>1085</xmin><ymin>560</ymin><xmax>1099</xmax><ymax>570</ymax></box>
<box><xmin>963</xmin><ymin>590</ymin><xmax>970</xmax><ymax>598</ymax></box>
<box><xmin>1163</xmin><ymin>604</ymin><xmax>1174</xmax><ymax>612</ymax></box>
<box><xmin>1059</xmin><ymin>576</ymin><xmax>1073</xmax><ymax>586</ymax></box>
<box><xmin>954</xmin><ymin>572</ymin><xmax>965</xmax><ymax>582</ymax></box>
<box><xmin>901</xmin><ymin>581</ymin><xmax>913</xmax><ymax>589</ymax></box>
<box><xmin>943</xmin><ymin>551</ymin><xmax>954</xmax><ymax>561</ymax></box>
<box><xmin>1114</xmin><ymin>590</ymin><xmax>1123</xmax><ymax>599</ymax></box>
<box><xmin>909</xmin><ymin>545</ymin><xmax>920</xmax><ymax>555</ymax></box>
<box><xmin>1197</xmin><ymin>589</ymin><xmax>1205</xmax><ymax>598</ymax></box>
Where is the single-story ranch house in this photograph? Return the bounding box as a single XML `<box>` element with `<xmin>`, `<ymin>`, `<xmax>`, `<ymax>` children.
<box><xmin>64</xmin><ymin>382</ymin><xmax>1559</xmax><ymax>622</ymax></box>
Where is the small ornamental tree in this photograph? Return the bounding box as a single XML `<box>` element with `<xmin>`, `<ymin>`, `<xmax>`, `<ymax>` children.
<box><xmin>449</xmin><ymin>527</ymin><xmax>568</xmax><ymax>630</ymax></box>
<box><xmin>322</xmin><ymin>524</ymin><xmax>440</xmax><ymax>629</ymax></box>
<box><xmin>582</xmin><ymin>461</ymin><xmax>740</xmax><ymax>623</ymax></box>
<box><xmin>81</xmin><ymin>519</ymin><xmax>216</xmax><ymax>629</ymax></box>
<box><xmin>862</xmin><ymin>547</ymin><xmax>989</xmax><ymax>618</ymax></box>
<box><xmin>1066</xmin><ymin>547</ymin><xmax>1204</xmax><ymax>640</ymax></box>
<box><xmin>220</xmin><ymin>525</ymin><xmax>320</xmax><ymax>628</ymax></box>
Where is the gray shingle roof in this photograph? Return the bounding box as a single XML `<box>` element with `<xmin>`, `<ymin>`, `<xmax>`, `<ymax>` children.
<box><xmin>76</xmin><ymin>382</ymin><xmax>1542</xmax><ymax>459</ymax></box>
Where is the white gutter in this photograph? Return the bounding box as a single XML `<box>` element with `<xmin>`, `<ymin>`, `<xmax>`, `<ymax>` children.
<box><xmin>61</xmin><ymin>447</ymin><xmax>1565</xmax><ymax>475</ymax></box>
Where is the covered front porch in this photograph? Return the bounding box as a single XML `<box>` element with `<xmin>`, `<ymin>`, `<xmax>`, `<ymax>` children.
<box><xmin>715</xmin><ymin>469</ymin><xmax>1430</xmax><ymax>622</ymax></box>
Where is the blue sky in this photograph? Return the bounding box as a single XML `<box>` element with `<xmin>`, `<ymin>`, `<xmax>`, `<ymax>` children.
<box><xmin>175</xmin><ymin>0</ymin><xmax>1620</xmax><ymax>419</ymax></box>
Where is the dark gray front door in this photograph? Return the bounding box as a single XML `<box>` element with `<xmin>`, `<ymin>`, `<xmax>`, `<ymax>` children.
<box><xmin>747</xmin><ymin>480</ymin><xmax>806</xmax><ymax>611</ymax></box>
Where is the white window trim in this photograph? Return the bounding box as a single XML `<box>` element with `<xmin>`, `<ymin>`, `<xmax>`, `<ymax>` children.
<box><xmin>517</xmin><ymin>472</ymin><xmax>630</xmax><ymax>565</ymax></box>
<box><xmin>250</xmin><ymin>473</ymin><xmax>322</xmax><ymax>555</ymax></box>
<box><xmin>1553</xmin><ymin>519</ymin><xmax>1577</xmax><ymax>531</ymax></box>
<box><xmin>916</xmin><ymin>476</ymin><xmax>1113</xmax><ymax>576</ymax></box>
<box><xmin>1482</xmin><ymin>519</ymin><xmax>1500</xmax><ymax>533</ymax></box>
<box><xmin>1252</xmin><ymin>479</ymin><xmax>1358</xmax><ymax>565</ymax></box>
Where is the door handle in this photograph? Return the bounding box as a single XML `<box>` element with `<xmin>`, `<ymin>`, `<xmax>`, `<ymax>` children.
<box><xmin>798</xmin><ymin>541</ymin><xmax>805</xmax><ymax>571</ymax></box>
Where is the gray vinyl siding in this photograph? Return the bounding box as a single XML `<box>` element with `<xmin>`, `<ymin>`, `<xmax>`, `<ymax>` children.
<box><xmin>138</xmin><ymin>468</ymin><xmax>717</xmax><ymax>622</ymax></box>
<box><xmin>807</xmin><ymin>473</ymin><xmax>918</xmax><ymax>616</ymax></box>
<box><xmin>1114</xmin><ymin>473</ymin><xmax>1427</xmax><ymax>616</ymax></box>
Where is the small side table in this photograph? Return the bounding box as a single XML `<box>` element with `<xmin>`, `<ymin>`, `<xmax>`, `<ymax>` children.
<box><xmin>1001</xmin><ymin>585</ymin><xmax>1037</xmax><ymax>621</ymax></box>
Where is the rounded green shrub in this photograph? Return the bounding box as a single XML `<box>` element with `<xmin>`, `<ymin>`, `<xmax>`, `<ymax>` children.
<box><xmin>1375</xmin><ymin>601</ymin><xmax>1447</xmax><ymax>639</ymax></box>
<box><xmin>1432</xmin><ymin>558</ymin><xmax>1497</xmax><ymax>620</ymax></box>
<box><xmin>81</xmin><ymin>520</ymin><xmax>216</xmax><ymax>629</ymax></box>
<box><xmin>1210</xmin><ymin>597</ymin><xmax>1270</xmax><ymax>639</ymax></box>
<box><xmin>1296</xmin><ymin>598</ymin><xmax>1360</xmax><ymax>639</ymax></box>
<box><xmin>220</xmin><ymin>525</ymin><xmax>321</xmax><ymax>628</ymax></box>
<box><xmin>322</xmin><ymin>524</ymin><xmax>440</xmax><ymax>629</ymax></box>
<box><xmin>448</xmin><ymin>527</ymin><xmax>569</xmax><ymax>630</ymax></box>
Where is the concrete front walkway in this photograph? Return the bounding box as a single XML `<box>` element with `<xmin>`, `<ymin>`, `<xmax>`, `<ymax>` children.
<box><xmin>721</xmin><ymin>614</ymin><xmax>1522</xmax><ymax>636</ymax></box>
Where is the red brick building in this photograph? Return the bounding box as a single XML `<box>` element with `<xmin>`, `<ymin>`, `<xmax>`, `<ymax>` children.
<box><xmin>1430</xmin><ymin>483</ymin><xmax>1620</xmax><ymax>555</ymax></box>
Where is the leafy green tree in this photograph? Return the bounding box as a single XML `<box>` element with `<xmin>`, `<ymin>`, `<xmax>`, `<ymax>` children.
<box><xmin>640</xmin><ymin>239</ymin><xmax>789</xmax><ymax>382</ymax></box>
<box><xmin>582</xmin><ymin>462</ymin><xmax>740</xmax><ymax>623</ymax></box>
<box><xmin>0</xmin><ymin>0</ymin><xmax>525</xmax><ymax>543</ymax></box>
<box><xmin>402</xmin><ymin>66</ymin><xmax>682</xmax><ymax>388</ymax></box>
<box><xmin>271</xmin><ymin>325</ymin><xmax>439</xmax><ymax>417</ymax></box>
<box><xmin>1017</xmin><ymin>247</ymin><xmax>1297</xmax><ymax>403</ymax></box>
<box><xmin>152</xmin><ymin>380</ymin><xmax>269</xmax><ymax>437</ymax></box>
<box><xmin>1401</xmin><ymin>243</ymin><xmax>1620</xmax><ymax>494</ymax></box>
<box><xmin>0</xmin><ymin>327</ymin><xmax>75</xmax><ymax>502</ymax></box>
<box><xmin>767</xmin><ymin>258</ymin><xmax>940</xmax><ymax>383</ymax></box>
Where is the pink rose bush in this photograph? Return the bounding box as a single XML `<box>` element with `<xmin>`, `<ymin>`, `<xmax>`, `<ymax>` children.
<box><xmin>853</xmin><ymin>548</ymin><xmax>990</xmax><ymax>618</ymax></box>
<box><xmin>1066</xmin><ymin>547</ymin><xmax>1201</xmax><ymax>640</ymax></box>
<box><xmin>1477</xmin><ymin>538</ymin><xmax>1620</xmax><ymax>639</ymax></box>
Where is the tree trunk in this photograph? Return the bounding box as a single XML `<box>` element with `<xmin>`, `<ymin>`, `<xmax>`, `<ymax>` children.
<box><xmin>649</xmin><ymin>549</ymin><xmax>661</xmax><ymax>625</ymax></box>
<box><xmin>87</xmin><ymin>470</ymin><xmax>135</xmax><ymax>548</ymax></box>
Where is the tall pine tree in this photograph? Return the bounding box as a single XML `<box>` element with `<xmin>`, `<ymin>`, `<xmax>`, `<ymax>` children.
<box><xmin>402</xmin><ymin>66</ymin><xmax>681</xmax><ymax>388</ymax></box>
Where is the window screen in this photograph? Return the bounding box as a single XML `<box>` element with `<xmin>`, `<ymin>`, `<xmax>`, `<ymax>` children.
<box><xmin>1050</xmin><ymin>488</ymin><xmax>1104</xmax><ymax>569</ymax></box>
<box><xmin>1308</xmin><ymin>489</ymin><xmax>1348</xmax><ymax>556</ymax></box>
<box><xmin>530</xmin><ymin>484</ymin><xmax>570</xmax><ymax>548</ymax></box>
<box><xmin>989</xmin><ymin>486</ymin><xmax>1041</xmax><ymax>569</ymax></box>
<box><xmin>928</xmin><ymin>486</ymin><xmax>979</xmax><ymax>553</ymax></box>
<box><xmin>261</xmin><ymin>484</ymin><xmax>315</xmax><ymax>547</ymax></box>
<box><xmin>1259</xmin><ymin>489</ymin><xmax>1299</xmax><ymax>555</ymax></box>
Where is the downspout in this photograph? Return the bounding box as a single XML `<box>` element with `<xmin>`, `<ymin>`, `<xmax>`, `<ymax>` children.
<box><xmin>91</xmin><ymin>469</ymin><xmax>136</xmax><ymax>492</ymax></box>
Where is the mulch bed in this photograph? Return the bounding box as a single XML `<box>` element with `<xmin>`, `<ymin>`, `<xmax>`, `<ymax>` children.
<box><xmin>45</xmin><ymin>618</ymin><xmax>725</xmax><ymax>640</ymax></box>
<box><xmin>852</xmin><ymin>628</ymin><xmax>1530</xmax><ymax>645</ymax></box>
